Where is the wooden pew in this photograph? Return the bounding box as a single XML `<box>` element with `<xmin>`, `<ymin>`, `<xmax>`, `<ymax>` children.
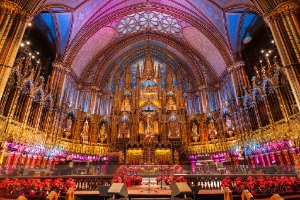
<box><xmin>46</xmin><ymin>191</ymin><xmax>58</xmax><ymax>200</ymax></box>
<box><xmin>270</xmin><ymin>194</ymin><xmax>284</xmax><ymax>200</ymax></box>
<box><xmin>16</xmin><ymin>196</ymin><xmax>28</xmax><ymax>200</ymax></box>
<box><xmin>66</xmin><ymin>188</ymin><xmax>74</xmax><ymax>200</ymax></box>
<box><xmin>223</xmin><ymin>187</ymin><xmax>233</xmax><ymax>200</ymax></box>
<box><xmin>241</xmin><ymin>190</ymin><xmax>254</xmax><ymax>200</ymax></box>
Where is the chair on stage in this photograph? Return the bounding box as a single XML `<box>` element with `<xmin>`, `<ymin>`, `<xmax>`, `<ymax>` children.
<box><xmin>241</xmin><ymin>190</ymin><xmax>254</xmax><ymax>200</ymax></box>
<box><xmin>223</xmin><ymin>187</ymin><xmax>232</xmax><ymax>200</ymax></box>
<box><xmin>98</xmin><ymin>185</ymin><xmax>111</xmax><ymax>200</ymax></box>
<box><xmin>270</xmin><ymin>194</ymin><xmax>284</xmax><ymax>200</ymax></box>
<box><xmin>216</xmin><ymin>162</ymin><xmax>226</xmax><ymax>174</ymax></box>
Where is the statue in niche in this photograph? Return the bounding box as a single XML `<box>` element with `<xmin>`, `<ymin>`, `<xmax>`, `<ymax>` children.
<box><xmin>99</xmin><ymin>124</ymin><xmax>106</xmax><ymax>139</ymax></box>
<box><xmin>225</xmin><ymin>115</ymin><xmax>234</xmax><ymax>137</ymax></box>
<box><xmin>119</xmin><ymin>151</ymin><xmax>125</xmax><ymax>164</ymax></box>
<box><xmin>192</xmin><ymin>122</ymin><xmax>198</xmax><ymax>136</ymax></box>
<box><xmin>153</xmin><ymin>121</ymin><xmax>159</xmax><ymax>134</ymax></box>
<box><xmin>169</xmin><ymin>121</ymin><xmax>180</xmax><ymax>138</ymax></box>
<box><xmin>119</xmin><ymin>121</ymin><xmax>128</xmax><ymax>138</ymax></box>
<box><xmin>121</xmin><ymin>96</ymin><xmax>131</xmax><ymax>111</ymax></box>
<box><xmin>208</xmin><ymin>119</ymin><xmax>217</xmax><ymax>140</ymax></box>
<box><xmin>64</xmin><ymin>117</ymin><xmax>72</xmax><ymax>138</ymax></box>
<box><xmin>139</xmin><ymin>121</ymin><xmax>144</xmax><ymax>134</ymax></box>
<box><xmin>167</xmin><ymin>96</ymin><xmax>177</xmax><ymax>110</ymax></box>
<box><xmin>174</xmin><ymin>150</ymin><xmax>179</xmax><ymax>164</ymax></box>
<box><xmin>81</xmin><ymin>119</ymin><xmax>89</xmax><ymax>144</ymax></box>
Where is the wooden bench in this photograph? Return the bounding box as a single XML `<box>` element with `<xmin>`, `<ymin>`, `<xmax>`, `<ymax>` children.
<box><xmin>224</xmin><ymin>187</ymin><xmax>233</xmax><ymax>200</ymax></box>
<box><xmin>241</xmin><ymin>190</ymin><xmax>254</xmax><ymax>200</ymax></box>
<box><xmin>46</xmin><ymin>191</ymin><xmax>58</xmax><ymax>200</ymax></box>
<box><xmin>66</xmin><ymin>188</ymin><xmax>74</xmax><ymax>200</ymax></box>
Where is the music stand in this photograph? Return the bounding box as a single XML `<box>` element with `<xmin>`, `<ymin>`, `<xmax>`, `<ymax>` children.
<box><xmin>141</xmin><ymin>167</ymin><xmax>157</xmax><ymax>193</ymax></box>
<box><xmin>98</xmin><ymin>185</ymin><xmax>111</xmax><ymax>200</ymax></box>
<box><xmin>157</xmin><ymin>164</ymin><xmax>168</xmax><ymax>190</ymax></box>
<box><xmin>190</xmin><ymin>186</ymin><xmax>201</xmax><ymax>200</ymax></box>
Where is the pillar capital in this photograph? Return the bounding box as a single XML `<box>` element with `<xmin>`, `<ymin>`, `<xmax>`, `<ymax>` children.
<box><xmin>264</xmin><ymin>1</ymin><xmax>299</xmax><ymax>22</ymax></box>
<box><xmin>52</xmin><ymin>62</ymin><xmax>70</xmax><ymax>73</ymax></box>
<box><xmin>227</xmin><ymin>60</ymin><xmax>245</xmax><ymax>72</ymax></box>
<box><xmin>0</xmin><ymin>1</ymin><xmax>32</xmax><ymax>21</ymax></box>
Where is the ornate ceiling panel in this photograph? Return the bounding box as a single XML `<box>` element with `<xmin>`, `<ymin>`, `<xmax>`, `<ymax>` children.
<box><xmin>71</xmin><ymin>27</ymin><xmax>115</xmax><ymax>77</ymax></box>
<box><xmin>43</xmin><ymin>0</ymin><xmax>83</xmax><ymax>9</ymax></box>
<box><xmin>113</xmin><ymin>11</ymin><xmax>186</xmax><ymax>39</ymax></box>
<box><xmin>183</xmin><ymin>26</ymin><xmax>227</xmax><ymax>76</ymax></box>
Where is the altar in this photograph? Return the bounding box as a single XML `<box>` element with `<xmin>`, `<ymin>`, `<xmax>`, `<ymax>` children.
<box><xmin>126</xmin><ymin>148</ymin><xmax>172</xmax><ymax>165</ymax></box>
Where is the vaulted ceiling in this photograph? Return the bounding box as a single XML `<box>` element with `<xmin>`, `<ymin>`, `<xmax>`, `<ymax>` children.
<box><xmin>33</xmin><ymin>0</ymin><xmax>264</xmax><ymax>86</ymax></box>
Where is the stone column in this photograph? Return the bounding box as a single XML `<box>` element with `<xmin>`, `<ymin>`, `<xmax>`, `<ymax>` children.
<box><xmin>227</xmin><ymin>61</ymin><xmax>246</xmax><ymax>101</ymax></box>
<box><xmin>0</xmin><ymin>1</ymin><xmax>32</xmax><ymax>99</ymax></box>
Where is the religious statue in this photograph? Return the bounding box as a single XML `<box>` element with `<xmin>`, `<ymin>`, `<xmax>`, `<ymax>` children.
<box><xmin>100</xmin><ymin>124</ymin><xmax>106</xmax><ymax>138</ymax></box>
<box><xmin>139</xmin><ymin>121</ymin><xmax>144</xmax><ymax>134</ymax></box>
<box><xmin>119</xmin><ymin>121</ymin><xmax>128</xmax><ymax>138</ymax></box>
<box><xmin>167</xmin><ymin>96</ymin><xmax>177</xmax><ymax>110</ymax></box>
<box><xmin>174</xmin><ymin>150</ymin><xmax>179</xmax><ymax>164</ymax></box>
<box><xmin>192</xmin><ymin>123</ymin><xmax>198</xmax><ymax>136</ymax></box>
<box><xmin>121</xmin><ymin>96</ymin><xmax>131</xmax><ymax>111</ymax></box>
<box><xmin>153</xmin><ymin>121</ymin><xmax>159</xmax><ymax>134</ymax></box>
<box><xmin>168</xmin><ymin>121</ymin><xmax>180</xmax><ymax>138</ymax></box>
<box><xmin>119</xmin><ymin>151</ymin><xmax>125</xmax><ymax>164</ymax></box>
<box><xmin>64</xmin><ymin>117</ymin><xmax>72</xmax><ymax>138</ymax></box>
<box><xmin>225</xmin><ymin>115</ymin><xmax>234</xmax><ymax>137</ymax></box>
<box><xmin>208</xmin><ymin>118</ymin><xmax>217</xmax><ymax>140</ymax></box>
<box><xmin>81</xmin><ymin>119</ymin><xmax>89</xmax><ymax>144</ymax></box>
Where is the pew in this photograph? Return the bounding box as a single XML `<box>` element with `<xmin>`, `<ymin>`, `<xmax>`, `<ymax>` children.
<box><xmin>16</xmin><ymin>196</ymin><xmax>28</xmax><ymax>200</ymax></box>
<box><xmin>223</xmin><ymin>187</ymin><xmax>233</xmax><ymax>200</ymax></box>
<box><xmin>270</xmin><ymin>194</ymin><xmax>284</xmax><ymax>200</ymax></box>
<box><xmin>66</xmin><ymin>188</ymin><xmax>74</xmax><ymax>200</ymax></box>
<box><xmin>46</xmin><ymin>191</ymin><xmax>58</xmax><ymax>200</ymax></box>
<box><xmin>241</xmin><ymin>190</ymin><xmax>254</xmax><ymax>200</ymax></box>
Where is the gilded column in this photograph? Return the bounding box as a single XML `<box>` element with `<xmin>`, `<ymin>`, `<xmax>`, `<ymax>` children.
<box><xmin>254</xmin><ymin>0</ymin><xmax>300</xmax><ymax>110</ymax></box>
<box><xmin>0</xmin><ymin>1</ymin><xmax>33</xmax><ymax>99</ymax></box>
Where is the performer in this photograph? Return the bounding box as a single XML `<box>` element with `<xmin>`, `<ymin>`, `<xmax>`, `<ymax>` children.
<box><xmin>238</xmin><ymin>146</ymin><xmax>247</xmax><ymax>173</ymax></box>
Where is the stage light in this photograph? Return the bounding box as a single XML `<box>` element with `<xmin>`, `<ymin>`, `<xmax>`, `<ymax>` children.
<box><xmin>266</xmin><ymin>53</ymin><xmax>269</xmax><ymax>57</ymax></box>
<box><xmin>260</xmin><ymin>60</ymin><xmax>262</xmax><ymax>63</ymax></box>
<box><xmin>20</xmin><ymin>43</ymin><xmax>24</xmax><ymax>47</ymax></box>
<box><xmin>171</xmin><ymin>182</ymin><xmax>192</xmax><ymax>199</ymax></box>
<box><xmin>29</xmin><ymin>53</ymin><xmax>32</xmax><ymax>55</ymax></box>
<box><xmin>26</xmin><ymin>41</ymin><xmax>30</xmax><ymax>45</ymax></box>
<box><xmin>107</xmin><ymin>183</ymin><xmax>128</xmax><ymax>199</ymax></box>
<box><xmin>32</xmin><ymin>56</ymin><xmax>35</xmax><ymax>59</ymax></box>
<box><xmin>28</xmin><ymin>23</ymin><xmax>32</xmax><ymax>27</ymax></box>
<box><xmin>272</xmin><ymin>40</ymin><xmax>274</xmax><ymax>43</ymax></box>
<box><xmin>261</xmin><ymin>50</ymin><xmax>264</xmax><ymax>53</ymax></box>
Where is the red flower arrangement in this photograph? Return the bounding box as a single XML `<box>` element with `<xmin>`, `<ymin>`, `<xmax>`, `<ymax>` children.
<box><xmin>0</xmin><ymin>178</ymin><xmax>76</xmax><ymax>195</ymax></box>
<box><xmin>111</xmin><ymin>176</ymin><xmax>123</xmax><ymax>184</ymax></box>
<box><xmin>64</xmin><ymin>178</ymin><xmax>76</xmax><ymax>191</ymax></box>
<box><xmin>221</xmin><ymin>176</ymin><xmax>300</xmax><ymax>195</ymax></box>
<box><xmin>174</xmin><ymin>176</ymin><xmax>187</xmax><ymax>183</ymax></box>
